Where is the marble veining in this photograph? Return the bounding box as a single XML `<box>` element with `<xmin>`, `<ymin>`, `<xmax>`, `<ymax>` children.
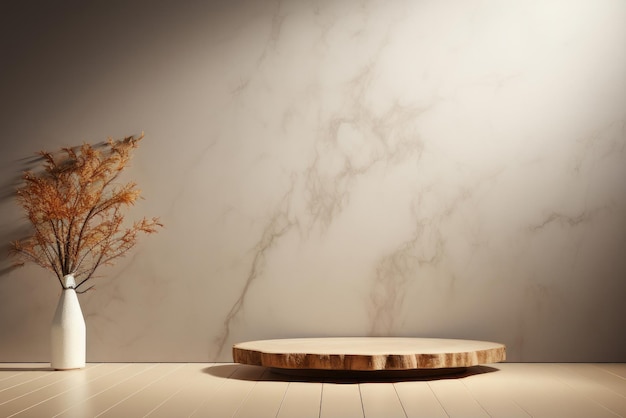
<box><xmin>0</xmin><ymin>0</ymin><xmax>624</xmax><ymax>362</ymax></box>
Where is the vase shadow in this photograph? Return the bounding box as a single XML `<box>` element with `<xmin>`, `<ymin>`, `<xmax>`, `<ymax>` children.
<box><xmin>0</xmin><ymin>365</ymin><xmax>54</xmax><ymax>372</ymax></box>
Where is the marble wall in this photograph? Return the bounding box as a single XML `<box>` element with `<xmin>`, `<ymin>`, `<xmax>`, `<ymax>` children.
<box><xmin>0</xmin><ymin>0</ymin><xmax>624</xmax><ymax>362</ymax></box>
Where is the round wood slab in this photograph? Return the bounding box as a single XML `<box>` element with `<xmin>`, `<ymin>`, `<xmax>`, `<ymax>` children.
<box><xmin>232</xmin><ymin>337</ymin><xmax>505</xmax><ymax>371</ymax></box>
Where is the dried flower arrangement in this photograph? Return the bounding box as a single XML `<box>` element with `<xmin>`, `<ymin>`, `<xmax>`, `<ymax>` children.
<box><xmin>10</xmin><ymin>134</ymin><xmax>162</xmax><ymax>293</ymax></box>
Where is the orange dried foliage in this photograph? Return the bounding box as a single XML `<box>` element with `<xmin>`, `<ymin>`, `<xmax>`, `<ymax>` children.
<box><xmin>10</xmin><ymin>134</ymin><xmax>162</xmax><ymax>292</ymax></box>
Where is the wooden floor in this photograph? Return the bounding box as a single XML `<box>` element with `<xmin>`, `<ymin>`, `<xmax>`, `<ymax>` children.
<box><xmin>0</xmin><ymin>363</ymin><xmax>624</xmax><ymax>417</ymax></box>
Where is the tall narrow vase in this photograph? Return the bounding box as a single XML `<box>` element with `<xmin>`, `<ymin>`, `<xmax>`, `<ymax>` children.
<box><xmin>50</xmin><ymin>274</ymin><xmax>86</xmax><ymax>370</ymax></box>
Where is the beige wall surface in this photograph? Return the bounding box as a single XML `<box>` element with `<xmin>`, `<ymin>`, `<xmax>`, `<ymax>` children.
<box><xmin>0</xmin><ymin>0</ymin><xmax>625</xmax><ymax>362</ymax></box>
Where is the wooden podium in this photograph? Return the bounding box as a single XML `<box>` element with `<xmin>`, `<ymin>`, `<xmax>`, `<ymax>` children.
<box><xmin>233</xmin><ymin>337</ymin><xmax>505</xmax><ymax>375</ymax></box>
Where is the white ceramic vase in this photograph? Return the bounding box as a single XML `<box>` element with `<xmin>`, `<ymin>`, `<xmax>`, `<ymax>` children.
<box><xmin>50</xmin><ymin>274</ymin><xmax>86</xmax><ymax>370</ymax></box>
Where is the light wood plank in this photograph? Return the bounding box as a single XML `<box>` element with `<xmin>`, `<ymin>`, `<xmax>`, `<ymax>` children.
<box><xmin>189</xmin><ymin>364</ymin><xmax>266</xmax><ymax>417</ymax></box>
<box><xmin>428</xmin><ymin>379</ymin><xmax>490</xmax><ymax>418</ymax></box>
<box><xmin>146</xmin><ymin>363</ymin><xmax>237</xmax><ymax>418</ymax></box>
<box><xmin>233</xmin><ymin>370</ymin><xmax>289</xmax><ymax>418</ymax></box>
<box><xmin>595</xmin><ymin>363</ymin><xmax>626</xmax><ymax>379</ymax></box>
<box><xmin>3</xmin><ymin>364</ymin><xmax>125</xmax><ymax>418</ymax></box>
<box><xmin>553</xmin><ymin>364</ymin><xmax>626</xmax><ymax>417</ymax></box>
<box><xmin>461</xmin><ymin>366</ymin><xmax>531</xmax><ymax>418</ymax></box>
<box><xmin>497</xmin><ymin>363</ymin><xmax>619</xmax><ymax>418</ymax></box>
<box><xmin>319</xmin><ymin>383</ymin><xmax>363</xmax><ymax>418</ymax></box>
<box><xmin>359</xmin><ymin>382</ymin><xmax>406</xmax><ymax>418</ymax></box>
<box><xmin>0</xmin><ymin>368</ymin><xmax>55</xmax><ymax>393</ymax></box>
<box><xmin>52</xmin><ymin>363</ymin><xmax>160</xmax><ymax>418</ymax></box>
<box><xmin>2</xmin><ymin>362</ymin><xmax>626</xmax><ymax>418</ymax></box>
<box><xmin>394</xmin><ymin>381</ymin><xmax>448</xmax><ymax>418</ymax></box>
<box><xmin>96</xmin><ymin>363</ymin><xmax>186</xmax><ymax>418</ymax></box>
<box><xmin>569</xmin><ymin>364</ymin><xmax>626</xmax><ymax>396</ymax></box>
<box><xmin>0</xmin><ymin>368</ymin><xmax>76</xmax><ymax>406</ymax></box>
<box><xmin>276</xmin><ymin>382</ymin><xmax>322</xmax><ymax>418</ymax></box>
<box><xmin>0</xmin><ymin>365</ymin><xmax>43</xmax><ymax>383</ymax></box>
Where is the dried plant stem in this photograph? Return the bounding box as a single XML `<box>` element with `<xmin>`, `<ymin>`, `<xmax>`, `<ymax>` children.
<box><xmin>10</xmin><ymin>134</ymin><xmax>162</xmax><ymax>290</ymax></box>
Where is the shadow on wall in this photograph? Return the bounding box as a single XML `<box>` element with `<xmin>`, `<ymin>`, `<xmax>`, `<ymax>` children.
<box><xmin>0</xmin><ymin>154</ymin><xmax>48</xmax><ymax>278</ymax></box>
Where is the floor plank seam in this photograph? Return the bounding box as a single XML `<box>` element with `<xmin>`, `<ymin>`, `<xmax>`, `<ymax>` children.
<box><xmin>562</xmin><ymin>364</ymin><xmax>626</xmax><ymax>399</ymax></box>
<box><xmin>426</xmin><ymin>382</ymin><xmax>451</xmax><ymax>418</ymax></box>
<box><xmin>1</xmin><ymin>371</ymin><xmax>74</xmax><ymax>407</ymax></box>
<box><xmin>94</xmin><ymin>363</ymin><xmax>185</xmax><ymax>417</ymax></box>
<box><xmin>0</xmin><ymin>371</ymin><xmax>57</xmax><ymax>397</ymax></box>
<box><xmin>188</xmin><ymin>364</ymin><xmax>241</xmax><ymax>417</ymax></box>
<box><xmin>230</xmin><ymin>378</ymin><xmax>260</xmax><ymax>418</ymax></box>
<box><xmin>551</xmin><ymin>364</ymin><xmax>625</xmax><ymax>418</ymax></box>
<box><xmin>6</xmin><ymin>363</ymin><xmax>118</xmax><ymax>418</ymax></box>
<box><xmin>391</xmin><ymin>383</ymin><xmax>409</xmax><ymax>418</ymax></box>
<box><xmin>512</xmin><ymin>398</ymin><xmax>534</xmax><ymax>418</ymax></box>
<box><xmin>26</xmin><ymin>364</ymin><xmax>136</xmax><ymax>418</ymax></box>
<box><xmin>143</xmin><ymin>363</ymin><xmax>210</xmax><ymax>418</ymax></box>
<box><xmin>274</xmin><ymin>381</ymin><xmax>290</xmax><ymax>418</ymax></box>
<box><xmin>357</xmin><ymin>384</ymin><xmax>365</xmax><ymax>418</ymax></box>
<box><xmin>459</xmin><ymin>379</ymin><xmax>495</xmax><ymax>418</ymax></box>
<box><xmin>318</xmin><ymin>383</ymin><xmax>324</xmax><ymax>418</ymax></box>
<box><xmin>592</xmin><ymin>364</ymin><xmax>626</xmax><ymax>381</ymax></box>
<box><xmin>51</xmin><ymin>363</ymin><xmax>159</xmax><ymax>417</ymax></box>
